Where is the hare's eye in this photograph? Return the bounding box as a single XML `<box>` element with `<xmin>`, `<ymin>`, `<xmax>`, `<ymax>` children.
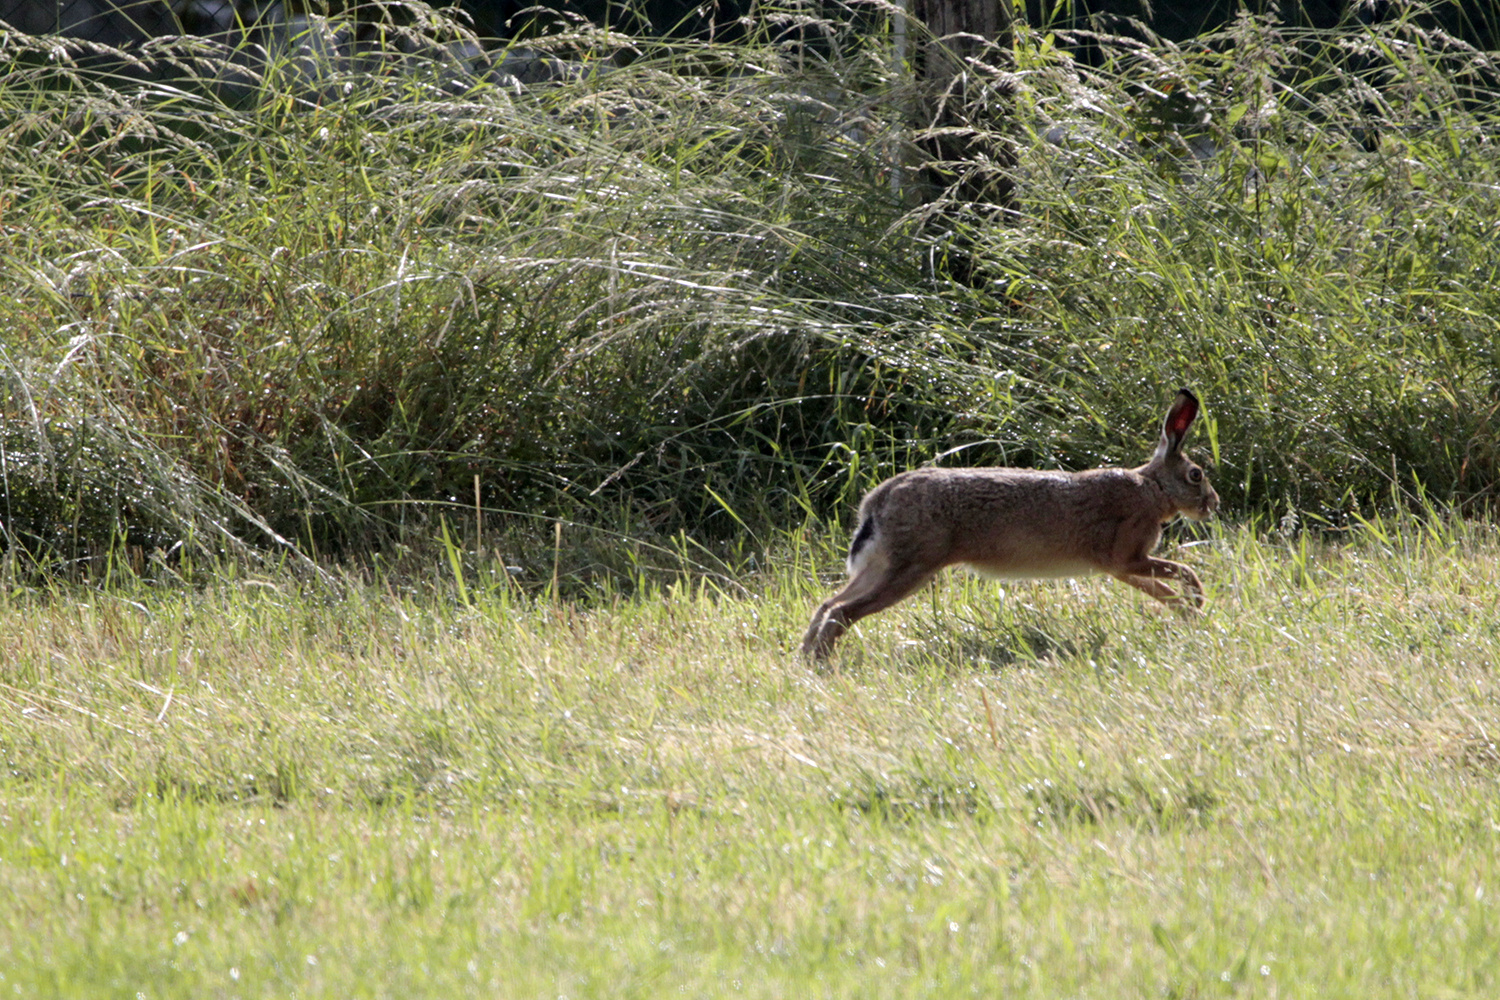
<box><xmin>1188</xmin><ymin>468</ymin><xmax>1203</xmax><ymax>484</ymax></box>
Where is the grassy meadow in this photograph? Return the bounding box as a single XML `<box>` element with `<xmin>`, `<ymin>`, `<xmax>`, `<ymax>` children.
<box><xmin>4</xmin><ymin>517</ymin><xmax>1500</xmax><ymax>997</ymax></box>
<box><xmin>3</xmin><ymin>0</ymin><xmax>1500</xmax><ymax>995</ymax></box>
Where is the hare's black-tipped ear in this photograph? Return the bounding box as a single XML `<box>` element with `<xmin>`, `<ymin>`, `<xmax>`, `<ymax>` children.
<box><xmin>1156</xmin><ymin>388</ymin><xmax>1200</xmax><ymax>458</ymax></box>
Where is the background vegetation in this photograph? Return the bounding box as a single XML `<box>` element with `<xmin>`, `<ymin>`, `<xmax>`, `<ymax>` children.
<box><xmin>2</xmin><ymin>0</ymin><xmax>1496</xmax><ymax>580</ymax></box>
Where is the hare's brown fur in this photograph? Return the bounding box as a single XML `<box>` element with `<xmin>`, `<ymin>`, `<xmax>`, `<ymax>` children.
<box><xmin>801</xmin><ymin>389</ymin><xmax>1218</xmax><ymax>660</ymax></box>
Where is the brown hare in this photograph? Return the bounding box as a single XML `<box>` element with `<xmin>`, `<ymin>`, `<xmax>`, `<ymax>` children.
<box><xmin>801</xmin><ymin>389</ymin><xmax>1219</xmax><ymax>660</ymax></box>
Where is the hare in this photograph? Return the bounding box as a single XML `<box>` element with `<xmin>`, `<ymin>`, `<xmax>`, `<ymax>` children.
<box><xmin>801</xmin><ymin>389</ymin><xmax>1219</xmax><ymax>660</ymax></box>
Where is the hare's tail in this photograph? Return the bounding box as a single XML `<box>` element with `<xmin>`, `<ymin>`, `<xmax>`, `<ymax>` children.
<box><xmin>845</xmin><ymin>516</ymin><xmax>877</xmax><ymax>575</ymax></box>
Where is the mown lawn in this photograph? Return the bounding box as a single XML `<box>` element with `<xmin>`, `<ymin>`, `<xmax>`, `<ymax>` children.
<box><xmin>3</xmin><ymin>518</ymin><xmax>1498</xmax><ymax>998</ymax></box>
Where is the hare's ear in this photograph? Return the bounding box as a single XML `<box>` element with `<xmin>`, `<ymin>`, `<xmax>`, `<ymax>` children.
<box><xmin>1154</xmin><ymin>388</ymin><xmax>1200</xmax><ymax>459</ymax></box>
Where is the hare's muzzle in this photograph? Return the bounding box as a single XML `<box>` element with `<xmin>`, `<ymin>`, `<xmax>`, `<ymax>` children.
<box><xmin>1200</xmin><ymin>488</ymin><xmax>1221</xmax><ymax>519</ymax></box>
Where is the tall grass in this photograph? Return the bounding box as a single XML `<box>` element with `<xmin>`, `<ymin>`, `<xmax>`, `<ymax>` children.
<box><xmin>995</xmin><ymin>9</ymin><xmax>1500</xmax><ymax>516</ymax></box>
<box><xmin>1</xmin><ymin>1</ymin><xmax>1496</xmax><ymax>572</ymax></box>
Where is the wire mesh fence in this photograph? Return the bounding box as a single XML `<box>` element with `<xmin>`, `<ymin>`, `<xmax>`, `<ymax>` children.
<box><xmin>0</xmin><ymin>0</ymin><xmax>189</xmax><ymax>44</ymax></box>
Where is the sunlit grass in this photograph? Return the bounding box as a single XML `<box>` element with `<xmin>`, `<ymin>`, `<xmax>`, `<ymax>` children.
<box><xmin>3</xmin><ymin>5</ymin><xmax>1498</xmax><ymax>571</ymax></box>
<box><xmin>3</xmin><ymin>518</ymin><xmax>1498</xmax><ymax>996</ymax></box>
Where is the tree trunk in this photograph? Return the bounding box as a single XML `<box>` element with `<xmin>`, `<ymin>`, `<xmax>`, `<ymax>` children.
<box><xmin>906</xmin><ymin>0</ymin><xmax>1015</xmax><ymax>277</ymax></box>
<box><xmin>910</xmin><ymin>0</ymin><xmax>1012</xmax><ymax>86</ymax></box>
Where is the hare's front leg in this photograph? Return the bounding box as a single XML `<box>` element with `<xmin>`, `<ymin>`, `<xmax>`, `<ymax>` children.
<box><xmin>1113</xmin><ymin>556</ymin><xmax>1204</xmax><ymax>610</ymax></box>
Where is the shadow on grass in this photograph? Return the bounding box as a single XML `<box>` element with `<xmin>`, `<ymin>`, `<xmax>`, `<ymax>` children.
<box><xmin>879</xmin><ymin>608</ymin><xmax>1114</xmax><ymax>674</ymax></box>
<box><xmin>1023</xmin><ymin>776</ymin><xmax>1219</xmax><ymax>832</ymax></box>
<box><xmin>830</xmin><ymin>771</ymin><xmax>995</xmax><ymax>825</ymax></box>
<box><xmin>827</xmin><ymin>768</ymin><xmax>1218</xmax><ymax>832</ymax></box>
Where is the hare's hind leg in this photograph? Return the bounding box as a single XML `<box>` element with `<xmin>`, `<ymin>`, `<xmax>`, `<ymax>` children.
<box><xmin>1113</xmin><ymin>556</ymin><xmax>1204</xmax><ymax>611</ymax></box>
<box><xmin>801</xmin><ymin>559</ymin><xmax>938</xmax><ymax>660</ymax></box>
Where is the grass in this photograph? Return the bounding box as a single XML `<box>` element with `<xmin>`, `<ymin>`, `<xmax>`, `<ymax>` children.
<box><xmin>4</xmin><ymin>517</ymin><xmax>1500</xmax><ymax>996</ymax></box>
